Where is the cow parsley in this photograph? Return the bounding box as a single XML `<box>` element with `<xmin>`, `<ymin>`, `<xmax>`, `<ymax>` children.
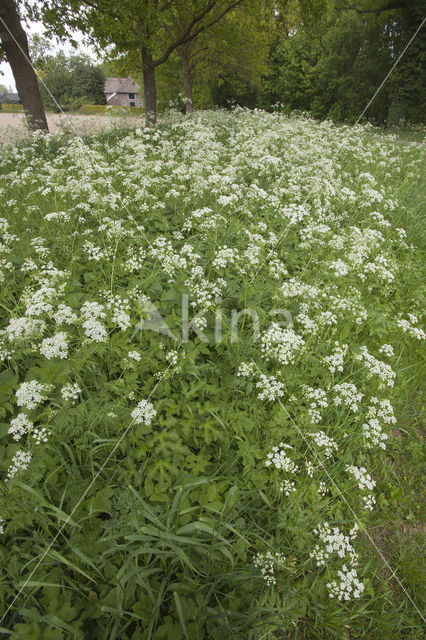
<box><xmin>131</xmin><ymin>399</ymin><xmax>157</xmax><ymax>426</ymax></box>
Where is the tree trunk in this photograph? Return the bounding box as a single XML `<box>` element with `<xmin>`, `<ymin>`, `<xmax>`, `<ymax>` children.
<box><xmin>180</xmin><ymin>48</ymin><xmax>193</xmax><ymax>114</ymax></box>
<box><xmin>0</xmin><ymin>0</ymin><xmax>48</xmax><ymax>131</ymax></box>
<box><xmin>141</xmin><ymin>47</ymin><xmax>157</xmax><ymax>127</ymax></box>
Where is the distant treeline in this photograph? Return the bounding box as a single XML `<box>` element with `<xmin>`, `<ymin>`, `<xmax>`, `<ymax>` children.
<box><xmin>23</xmin><ymin>1</ymin><xmax>426</xmax><ymax>126</ymax></box>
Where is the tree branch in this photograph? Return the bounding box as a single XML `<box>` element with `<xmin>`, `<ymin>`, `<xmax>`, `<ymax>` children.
<box><xmin>154</xmin><ymin>0</ymin><xmax>245</xmax><ymax>67</ymax></box>
<box><xmin>189</xmin><ymin>48</ymin><xmax>209</xmax><ymax>71</ymax></box>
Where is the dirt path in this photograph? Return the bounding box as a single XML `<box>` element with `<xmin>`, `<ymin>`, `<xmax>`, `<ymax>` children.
<box><xmin>0</xmin><ymin>112</ymin><xmax>144</xmax><ymax>143</ymax></box>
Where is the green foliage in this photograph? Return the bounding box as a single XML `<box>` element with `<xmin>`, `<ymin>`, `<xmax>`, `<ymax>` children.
<box><xmin>0</xmin><ymin>103</ymin><xmax>24</xmax><ymax>112</ymax></box>
<box><xmin>33</xmin><ymin>49</ymin><xmax>106</xmax><ymax>112</ymax></box>
<box><xmin>265</xmin><ymin>1</ymin><xmax>426</xmax><ymax>124</ymax></box>
<box><xmin>81</xmin><ymin>104</ymin><xmax>145</xmax><ymax>116</ymax></box>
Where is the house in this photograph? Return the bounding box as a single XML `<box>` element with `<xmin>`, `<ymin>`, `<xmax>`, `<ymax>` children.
<box><xmin>104</xmin><ymin>78</ymin><xmax>142</xmax><ymax>107</ymax></box>
<box><xmin>0</xmin><ymin>89</ymin><xmax>21</xmax><ymax>104</ymax></box>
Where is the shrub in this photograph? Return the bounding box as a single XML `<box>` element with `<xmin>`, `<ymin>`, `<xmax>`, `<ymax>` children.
<box><xmin>0</xmin><ymin>103</ymin><xmax>24</xmax><ymax>113</ymax></box>
<box><xmin>82</xmin><ymin>103</ymin><xmax>144</xmax><ymax>116</ymax></box>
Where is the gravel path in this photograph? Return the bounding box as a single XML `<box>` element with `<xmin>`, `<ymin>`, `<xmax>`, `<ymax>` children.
<box><xmin>0</xmin><ymin>112</ymin><xmax>144</xmax><ymax>143</ymax></box>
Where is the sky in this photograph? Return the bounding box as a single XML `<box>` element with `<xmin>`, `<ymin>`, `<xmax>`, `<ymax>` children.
<box><xmin>1</xmin><ymin>20</ymin><xmax>95</xmax><ymax>92</ymax></box>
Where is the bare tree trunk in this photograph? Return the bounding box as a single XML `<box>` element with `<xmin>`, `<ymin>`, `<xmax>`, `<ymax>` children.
<box><xmin>0</xmin><ymin>0</ymin><xmax>48</xmax><ymax>131</ymax></box>
<box><xmin>180</xmin><ymin>47</ymin><xmax>193</xmax><ymax>114</ymax></box>
<box><xmin>141</xmin><ymin>47</ymin><xmax>157</xmax><ymax>127</ymax></box>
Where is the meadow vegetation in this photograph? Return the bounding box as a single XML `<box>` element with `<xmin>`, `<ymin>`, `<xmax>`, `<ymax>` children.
<box><xmin>0</xmin><ymin>109</ymin><xmax>424</xmax><ymax>638</ymax></box>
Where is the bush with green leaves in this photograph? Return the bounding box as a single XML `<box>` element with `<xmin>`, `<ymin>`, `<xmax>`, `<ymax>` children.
<box><xmin>36</xmin><ymin>51</ymin><xmax>106</xmax><ymax>112</ymax></box>
<box><xmin>0</xmin><ymin>110</ymin><xmax>424</xmax><ymax>639</ymax></box>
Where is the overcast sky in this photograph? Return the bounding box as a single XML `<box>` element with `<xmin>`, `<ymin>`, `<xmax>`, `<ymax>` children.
<box><xmin>1</xmin><ymin>20</ymin><xmax>95</xmax><ymax>92</ymax></box>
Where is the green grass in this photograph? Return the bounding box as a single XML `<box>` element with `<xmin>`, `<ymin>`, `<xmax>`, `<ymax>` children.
<box><xmin>0</xmin><ymin>110</ymin><xmax>424</xmax><ymax>639</ymax></box>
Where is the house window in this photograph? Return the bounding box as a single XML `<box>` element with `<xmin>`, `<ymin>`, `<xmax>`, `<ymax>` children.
<box><xmin>128</xmin><ymin>93</ymin><xmax>135</xmax><ymax>99</ymax></box>
<box><xmin>130</xmin><ymin>101</ymin><xmax>135</xmax><ymax>107</ymax></box>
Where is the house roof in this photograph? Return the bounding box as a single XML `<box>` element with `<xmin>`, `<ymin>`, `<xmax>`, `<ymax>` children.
<box><xmin>104</xmin><ymin>78</ymin><xmax>140</xmax><ymax>94</ymax></box>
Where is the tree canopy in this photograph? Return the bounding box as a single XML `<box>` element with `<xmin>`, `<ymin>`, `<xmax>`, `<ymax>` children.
<box><xmin>30</xmin><ymin>39</ymin><xmax>106</xmax><ymax>111</ymax></box>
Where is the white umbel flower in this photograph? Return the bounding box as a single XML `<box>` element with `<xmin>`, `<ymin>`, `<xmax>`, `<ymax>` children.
<box><xmin>61</xmin><ymin>382</ymin><xmax>81</xmax><ymax>403</ymax></box>
<box><xmin>40</xmin><ymin>332</ymin><xmax>68</xmax><ymax>359</ymax></box>
<box><xmin>131</xmin><ymin>399</ymin><xmax>156</xmax><ymax>426</ymax></box>
<box><xmin>16</xmin><ymin>380</ymin><xmax>45</xmax><ymax>410</ymax></box>
<box><xmin>6</xmin><ymin>449</ymin><xmax>32</xmax><ymax>480</ymax></box>
<box><xmin>9</xmin><ymin>413</ymin><xmax>33</xmax><ymax>441</ymax></box>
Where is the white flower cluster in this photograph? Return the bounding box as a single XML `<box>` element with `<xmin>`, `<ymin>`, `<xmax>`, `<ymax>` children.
<box><xmin>106</xmin><ymin>294</ymin><xmax>131</xmax><ymax>331</ymax></box>
<box><xmin>253</xmin><ymin>551</ymin><xmax>286</xmax><ymax>586</ymax></box>
<box><xmin>45</xmin><ymin>211</ymin><xmax>70</xmax><ymax>222</ymax></box>
<box><xmin>362</xmin><ymin>419</ymin><xmax>388</xmax><ymax>449</ymax></box>
<box><xmin>31</xmin><ymin>426</ymin><xmax>50</xmax><ymax>444</ymax></box>
<box><xmin>333</xmin><ymin>383</ymin><xmax>363</xmax><ymax>412</ymax></box>
<box><xmin>83</xmin><ymin>241</ymin><xmax>107</xmax><ymax>261</ymax></box>
<box><xmin>378</xmin><ymin>343</ymin><xmax>394</xmax><ymax>357</ymax></box>
<box><xmin>362</xmin><ymin>397</ymin><xmax>395</xmax><ymax>449</ymax></box>
<box><xmin>268</xmin><ymin>258</ymin><xmax>288</xmax><ymax>279</ymax></box>
<box><xmin>281</xmin><ymin>278</ymin><xmax>320</xmax><ymax>300</ymax></box>
<box><xmin>0</xmin><ymin>517</ymin><xmax>4</xmax><ymax>535</ymax></box>
<box><xmin>212</xmin><ymin>246</ymin><xmax>239</xmax><ymax>269</ymax></box>
<box><xmin>367</xmin><ymin>397</ymin><xmax>396</xmax><ymax>424</ymax></box>
<box><xmin>265</xmin><ymin>443</ymin><xmax>298</xmax><ymax>474</ymax></box>
<box><xmin>318</xmin><ymin>311</ymin><xmax>338</xmax><ymax>326</ymax></box>
<box><xmin>183</xmin><ymin>208</ymin><xmax>225</xmax><ymax>233</ymax></box>
<box><xmin>327</xmin><ymin>565</ymin><xmax>365</xmax><ymax>600</ymax></box>
<box><xmin>39</xmin><ymin>331</ymin><xmax>68</xmax><ymax>359</ymax></box>
<box><xmin>306</xmin><ymin>461</ymin><xmax>315</xmax><ymax>478</ymax></box>
<box><xmin>80</xmin><ymin>301</ymin><xmax>107</xmax><ymax>342</ymax></box>
<box><xmin>61</xmin><ymin>382</ymin><xmax>81</xmax><ymax>403</ymax></box>
<box><xmin>361</xmin><ymin>253</ymin><xmax>396</xmax><ymax>284</ymax></box>
<box><xmin>30</xmin><ymin>237</ymin><xmax>49</xmax><ymax>257</ymax></box>
<box><xmin>256</xmin><ymin>374</ymin><xmax>285</xmax><ymax>402</ymax></box>
<box><xmin>310</xmin><ymin>522</ymin><xmax>359</xmax><ymax>567</ymax></box>
<box><xmin>324</xmin><ymin>343</ymin><xmax>348</xmax><ymax>373</ymax></box>
<box><xmin>2</xmin><ymin>317</ymin><xmax>45</xmax><ymax>342</ymax></box>
<box><xmin>184</xmin><ymin>265</ymin><xmax>225</xmax><ymax>310</ymax></box>
<box><xmin>329</xmin><ymin>259</ymin><xmax>349</xmax><ymax>277</ymax></box>
<box><xmin>346</xmin><ymin>465</ymin><xmax>376</xmax><ymax>492</ymax></box>
<box><xmin>281</xmin><ymin>203</ymin><xmax>309</xmax><ymax>225</ymax></box>
<box><xmin>296</xmin><ymin>311</ymin><xmax>318</xmax><ymax>334</ymax></box>
<box><xmin>362</xmin><ymin>494</ymin><xmax>376</xmax><ymax>511</ymax></box>
<box><xmin>318</xmin><ymin>481</ymin><xmax>328</xmax><ymax>496</ymax></box>
<box><xmin>165</xmin><ymin>349</ymin><xmax>180</xmax><ymax>370</ymax></box>
<box><xmin>24</xmin><ymin>284</ymin><xmax>63</xmax><ymax>317</ymax></box>
<box><xmin>236</xmin><ymin>361</ymin><xmax>256</xmax><ymax>377</ymax></box>
<box><xmin>131</xmin><ymin>399</ymin><xmax>157</xmax><ymax>426</ymax></box>
<box><xmin>54</xmin><ymin>304</ymin><xmax>77</xmax><ymax>325</ymax></box>
<box><xmin>261</xmin><ymin>323</ymin><xmax>305</xmax><ymax>366</ymax></box>
<box><xmin>150</xmin><ymin>237</ymin><xmax>187</xmax><ymax>278</ymax></box>
<box><xmin>328</xmin><ymin>291</ymin><xmax>367</xmax><ymax>325</ymax></box>
<box><xmin>6</xmin><ymin>449</ymin><xmax>32</xmax><ymax>480</ymax></box>
<box><xmin>124</xmin><ymin>247</ymin><xmax>145</xmax><ymax>273</ymax></box>
<box><xmin>98</xmin><ymin>217</ymin><xmax>130</xmax><ymax>240</ymax></box>
<box><xmin>280</xmin><ymin>479</ymin><xmax>296</xmax><ymax>495</ymax></box>
<box><xmin>308</xmin><ymin>431</ymin><xmax>338</xmax><ymax>458</ymax></box>
<box><xmin>9</xmin><ymin>413</ymin><xmax>33</xmax><ymax>441</ymax></box>
<box><xmin>16</xmin><ymin>380</ymin><xmax>45</xmax><ymax>410</ymax></box>
<box><xmin>304</xmin><ymin>386</ymin><xmax>328</xmax><ymax>424</ymax></box>
<box><xmin>396</xmin><ymin>314</ymin><xmax>425</xmax><ymax>340</ymax></box>
<box><xmin>182</xmin><ymin>206</ymin><xmax>213</xmax><ymax>231</ymax></box>
<box><xmin>356</xmin><ymin>346</ymin><xmax>395</xmax><ymax>387</ymax></box>
<box><xmin>128</xmin><ymin>350</ymin><xmax>141</xmax><ymax>362</ymax></box>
